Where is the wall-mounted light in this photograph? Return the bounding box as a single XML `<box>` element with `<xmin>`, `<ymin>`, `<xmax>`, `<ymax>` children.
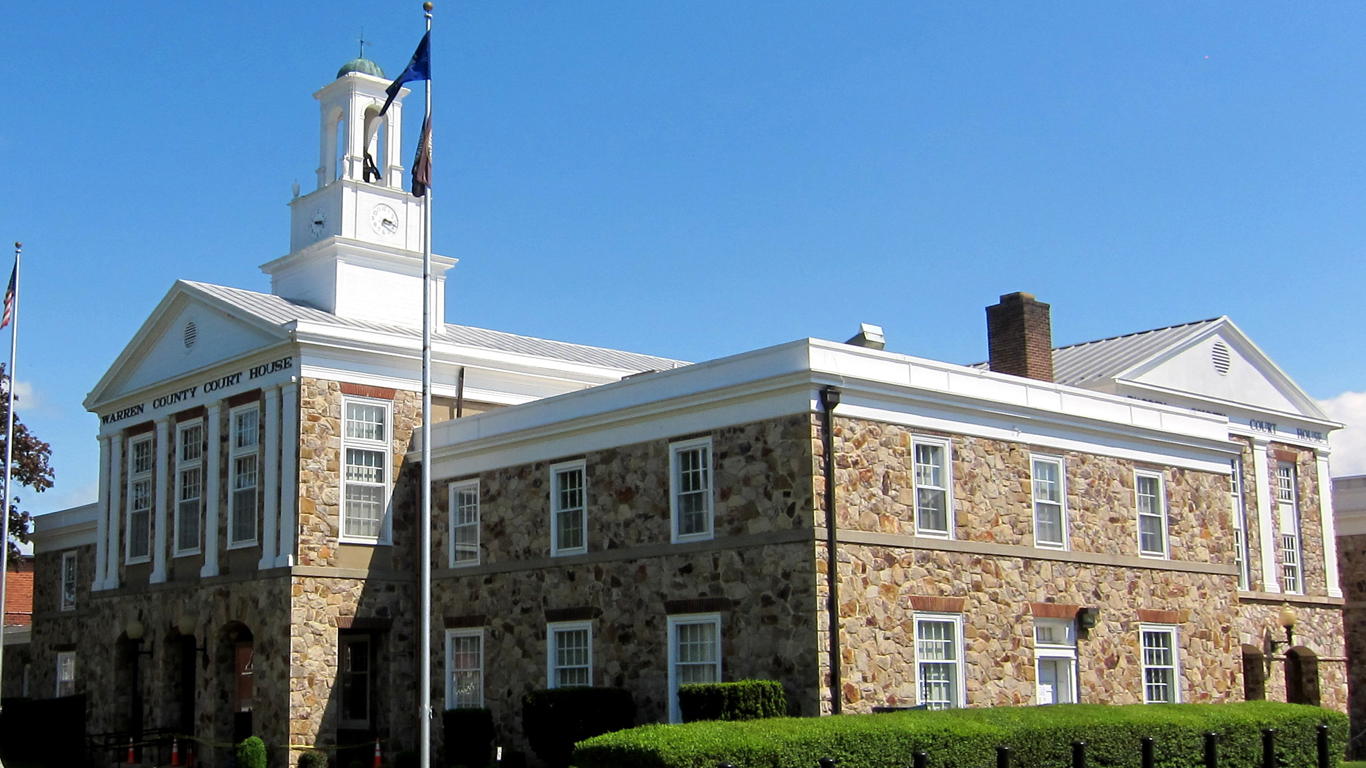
<box><xmin>125</xmin><ymin>619</ymin><xmax>145</xmax><ymax>642</ymax></box>
<box><xmin>1077</xmin><ymin>608</ymin><xmax>1099</xmax><ymax>631</ymax></box>
<box><xmin>1269</xmin><ymin>606</ymin><xmax>1297</xmax><ymax>655</ymax></box>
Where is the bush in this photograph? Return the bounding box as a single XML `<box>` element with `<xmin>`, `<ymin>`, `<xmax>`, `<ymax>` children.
<box><xmin>522</xmin><ymin>687</ymin><xmax>636</xmax><ymax>768</ymax></box>
<box><xmin>236</xmin><ymin>736</ymin><xmax>267</xmax><ymax>768</ymax></box>
<box><xmin>573</xmin><ymin>701</ymin><xmax>1349</xmax><ymax>768</ymax></box>
<box><xmin>395</xmin><ymin>749</ymin><xmax>419</xmax><ymax>768</ymax></box>
<box><xmin>444</xmin><ymin>708</ymin><xmax>496</xmax><ymax>768</ymax></box>
<box><xmin>679</xmin><ymin>680</ymin><xmax>787</xmax><ymax>723</ymax></box>
<box><xmin>297</xmin><ymin>750</ymin><xmax>328</xmax><ymax>768</ymax></box>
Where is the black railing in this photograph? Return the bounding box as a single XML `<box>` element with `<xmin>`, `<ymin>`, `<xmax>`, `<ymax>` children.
<box><xmin>87</xmin><ymin>726</ymin><xmax>187</xmax><ymax>767</ymax></box>
<box><xmin>716</xmin><ymin>724</ymin><xmax>1335</xmax><ymax>768</ymax></box>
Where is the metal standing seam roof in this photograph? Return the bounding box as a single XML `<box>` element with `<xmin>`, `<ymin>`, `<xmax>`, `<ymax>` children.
<box><xmin>183</xmin><ymin>281</ymin><xmax>690</xmax><ymax>373</ymax></box>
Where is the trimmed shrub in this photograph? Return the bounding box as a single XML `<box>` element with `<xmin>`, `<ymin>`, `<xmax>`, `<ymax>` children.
<box><xmin>522</xmin><ymin>687</ymin><xmax>636</xmax><ymax>768</ymax></box>
<box><xmin>236</xmin><ymin>736</ymin><xmax>267</xmax><ymax>768</ymax></box>
<box><xmin>574</xmin><ymin>701</ymin><xmax>1348</xmax><ymax>768</ymax></box>
<box><xmin>444</xmin><ymin>708</ymin><xmax>496</xmax><ymax>768</ymax></box>
<box><xmin>297</xmin><ymin>750</ymin><xmax>329</xmax><ymax>768</ymax></box>
<box><xmin>679</xmin><ymin>680</ymin><xmax>787</xmax><ymax>722</ymax></box>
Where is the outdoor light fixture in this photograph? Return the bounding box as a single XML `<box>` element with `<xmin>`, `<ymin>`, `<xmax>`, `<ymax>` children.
<box><xmin>1268</xmin><ymin>605</ymin><xmax>1297</xmax><ymax>655</ymax></box>
<box><xmin>177</xmin><ymin>614</ymin><xmax>196</xmax><ymax>636</ymax></box>
<box><xmin>1077</xmin><ymin>607</ymin><xmax>1099</xmax><ymax>631</ymax></box>
<box><xmin>125</xmin><ymin>619</ymin><xmax>145</xmax><ymax>642</ymax></box>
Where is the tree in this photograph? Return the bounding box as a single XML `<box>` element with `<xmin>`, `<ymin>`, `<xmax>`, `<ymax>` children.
<box><xmin>0</xmin><ymin>365</ymin><xmax>53</xmax><ymax>561</ymax></box>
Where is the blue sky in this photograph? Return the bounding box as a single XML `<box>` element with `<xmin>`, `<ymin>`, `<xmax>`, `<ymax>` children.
<box><xmin>3</xmin><ymin>1</ymin><xmax>1365</xmax><ymax>516</ymax></box>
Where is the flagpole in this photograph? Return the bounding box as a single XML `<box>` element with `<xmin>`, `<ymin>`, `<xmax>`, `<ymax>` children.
<box><xmin>419</xmin><ymin>3</ymin><xmax>435</xmax><ymax>768</ymax></box>
<box><xmin>0</xmin><ymin>242</ymin><xmax>21</xmax><ymax>724</ymax></box>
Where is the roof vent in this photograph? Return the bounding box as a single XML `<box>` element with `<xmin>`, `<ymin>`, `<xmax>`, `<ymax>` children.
<box><xmin>845</xmin><ymin>323</ymin><xmax>886</xmax><ymax>350</ymax></box>
<box><xmin>183</xmin><ymin>321</ymin><xmax>197</xmax><ymax>350</ymax></box>
<box><xmin>1211</xmin><ymin>341</ymin><xmax>1231</xmax><ymax>375</ymax></box>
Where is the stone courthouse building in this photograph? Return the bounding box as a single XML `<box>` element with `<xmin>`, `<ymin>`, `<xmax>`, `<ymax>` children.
<box><xmin>23</xmin><ymin>55</ymin><xmax>1350</xmax><ymax>768</ymax></box>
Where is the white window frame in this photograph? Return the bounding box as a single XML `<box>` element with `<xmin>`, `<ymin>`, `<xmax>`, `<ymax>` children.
<box><xmin>1140</xmin><ymin>623</ymin><xmax>1181</xmax><ymax>704</ymax></box>
<box><xmin>446</xmin><ymin>628</ymin><xmax>484</xmax><ymax>709</ymax></box>
<box><xmin>1030</xmin><ymin>455</ymin><xmax>1067</xmax><ymax>550</ymax></box>
<box><xmin>125</xmin><ymin>435</ymin><xmax>154</xmax><ymax>564</ymax></box>
<box><xmin>550</xmin><ymin>460</ymin><xmax>587</xmax><ymax>556</ymax></box>
<box><xmin>667</xmin><ymin>613</ymin><xmax>722</xmax><ymax>723</ymax></box>
<box><xmin>1278</xmin><ymin>464</ymin><xmax>1302</xmax><ymax>594</ymax></box>
<box><xmin>340</xmin><ymin>397</ymin><xmax>393</xmax><ymax>544</ymax></box>
<box><xmin>912</xmin><ymin>437</ymin><xmax>953</xmax><ymax>538</ymax></box>
<box><xmin>55</xmin><ymin>651</ymin><xmax>75</xmax><ymax>697</ymax></box>
<box><xmin>1135</xmin><ymin>470</ymin><xmax>1169</xmax><ymax>559</ymax></box>
<box><xmin>228</xmin><ymin>404</ymin><xmax>260</xmax><ymax>548</ymax></box>
<box><xmin>1033</xmin><ymin>618</ymin><xmax>1077</xmax><ymax>705</ymax></box>
<box><xmin>174</xmin><ymin>420</ymin><xmax>204</xmax><ymax>556</ymax></box>
<box><xmin>338</xmin><ymin>634</ymin><xmax>372</xmax><ymax>729</ymax></box>
<box><xmin>670</xmin><ymin>437</ymin><xmax>714</xmax><ymax>543</ymax></box>
<box><xmin>59</xmin><ymin>551</ymin><xmax>77</xmax><ymax>611</ymax></box>
<box><xmin>913</xmin><ymin>612</ymin><xmax>965</xmax><ymax>709</ymax></box>
<box><xmin>1230</xmin><ymin>458</ymin><xmax>1251</xmax><ymax>591</ymax></box>
<box><xmin>449</xmin><ymin>479</ymin><xmax>480</xmax><ymax>567</ymax></box>
<box><xmin>547</xmin><ymin>620</ymin><xmax>593</xmax><ymax>689</ymax></box>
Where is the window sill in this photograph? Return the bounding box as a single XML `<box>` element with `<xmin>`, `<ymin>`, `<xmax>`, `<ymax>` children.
<box><xmin>914</xmin><ymin>530</ymin><xmax>952</xmax><ymax>540</ymax></box>
<box><xmin>672</xmin><ymin>532</ymin><xmax>714</xmax><ymax>545</ymax></box>
<box><xmin>551</xmin><ymin>548</ymin><xmax>588</xmax><ymax>557</ymax></box>
<box><xmin>450</xmin><ymin>558</ymin><xmax>480</xmax><ymax>569</ymax></box>
<box><xmin>1035</xmin><ymin>542</ymin><xmax>1068</xmax><ymax>551</ymax></box>
<box><xmin>339</xmin><ymin>537</ymin><xmax>391</xmax><ymax>547</ymax></box>
<box><xmin>173</xmin><ymin>549</ymin><xmax>202</xmax><ymax>558</ymax></box>
<box><xmin>1138</xmin><ymin>552</ymin><xmax>1169</xmax><ymax>560</ymax></box>
<box><xmin>125</xmin><ymin>556</ymin><xmax>151</xmax><ymax>566</ymax></box>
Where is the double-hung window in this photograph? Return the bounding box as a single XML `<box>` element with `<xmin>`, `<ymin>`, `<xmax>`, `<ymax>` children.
<box><xmin>126</xmin><ymin>436</ymin><xmax>153</xmax><ymax>563</ymax></box>
<box><xmin>229</xmin><ymin>405</ymin><xmax>260</xmax><ymax>546</ymax></box>
<box><xmin>913</xmin><ymin>439</ymin><xmax>951</xmax><ymax>537</ymax></box>
<box><xmin>670</xmin><ymin>437</ymin><xmax>713</xmax><ymax>543</ymax></box>
<box><xmin>60</xmin><ymin>551</ymin><xmax>77</xmax><ymax>611</ymax></box>
<box><xmin>55</xmin><ymin>652</ymin><xmax>75</xmax><ymax>697</ymax></box>
<box><xmin>914</xmin><ymin>613</ymin><xmax>964</xmax><ymax>709</ymax></box>
<box><xmin>1277</xmin><ymin>463</ymin><xmax>1302</xmax><ymax>594</ymax></box>
<box><xmin>1140</xmin><ymin>625</ymin><xmax>1180</xmax><ymax>703</ymax></box>
<box><xmin>667</xmin><ymin>613</ymin><xmax>721</xmax><ymax>723</ymax></box>
<box><xmin>339</xmin><ymin>634</ymin><xmax>371</xmax><ymax>728</ymax></box>
<box><xmin>550</xmin><ymin>461</ymin><xmax>586</xmax><ymax>556</ymax></box>
<box><xmin>175</xmin><ymin>420</ymin><xmax>203</xmax><ymax>555</ymax></box>
<box><xmin>1031</xmin><ymin>456</ymin><xmax>1066</xmax><ymax>549</ymax></box>
<box><xmin>446</xmin><ymin>628</ymin><xmax>484</xmax><ymax>708</ymax></box>
<box><xmin>547</xmin><ymin>621</ymin><xmax>592</xmax><ymax>688</ymax></box>
<box><xmin>1136</xmin><ymin>471</ymin><xmax>1168</xmax><ymax>558</ymax></box>
<box><xmin>1230</xmin><ymin>458</ymin><xmax>1251</xmax><ymax>590</ymax></box>
<box><xmin>342</xmin><ymin>399</ymin><xmax>391</xmax><ymax>542</ymax></box>
<box><xmin>1034</xmin><ymin>619</ymin><xmax>1077</xmax><ymax>704</ymax></box>
<box><xmin>450</xmin><ymin>480</ymin><xmax>480</xmax><ymax>567</ymax></box>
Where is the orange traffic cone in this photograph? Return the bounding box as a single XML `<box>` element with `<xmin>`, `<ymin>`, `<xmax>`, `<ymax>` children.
<box><xmin>171</xmin><ymin>737</ymin><xmax>181</xmax><ymax>766</ymax></box>
<box><xmin>373</xmin><ymin>738</ymin><xmax>382</xmax><ymax>768</ymax></box>
<box><xmin>126</xmin><ymin>737</ymin><xmax>135</xmax><ymax>765</ymax></box>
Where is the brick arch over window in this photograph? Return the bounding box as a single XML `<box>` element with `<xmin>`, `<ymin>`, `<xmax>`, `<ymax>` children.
<box><xmin>1285</xmin><ymin>646</ymin><xmax>1320</xmax><ymax>707</ymax></box>
<box><xmin>1240</xmin><ymin>644</ymin><xmax>1265</xmax><ymax>701</ymax></box>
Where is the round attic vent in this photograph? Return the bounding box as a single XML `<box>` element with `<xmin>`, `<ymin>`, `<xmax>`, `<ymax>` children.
<box><xmin>1212</xmin><ymin>341</ymin><xmax>1231</xmax><ymax>375</ymax></box>
<box><xmin>183</xmin><ymin>321</ymin><xmax>198</xmax><ymax>350</ymax></box>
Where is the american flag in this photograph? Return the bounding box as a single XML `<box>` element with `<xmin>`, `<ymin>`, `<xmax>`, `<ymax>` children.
<box><xmin>0</xmin><ymin>266</ymin><xmax>14</xmax><ymax>330</ymax></box>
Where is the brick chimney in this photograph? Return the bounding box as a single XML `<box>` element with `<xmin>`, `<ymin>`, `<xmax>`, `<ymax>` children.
<box><xmin>986</xmin><ymin>292</ymin><xmax>1055</xmax><ymax>382</ymax></box>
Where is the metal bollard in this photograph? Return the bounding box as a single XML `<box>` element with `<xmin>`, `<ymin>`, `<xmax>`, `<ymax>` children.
<box><xmin>912</xmin><ymin>753</ymin><xmax>928</xmax><ymax>768</ymax></box>
<box><xmin>819</xmin><ymin>759</ymin><xmax>838</xmax><ymax>768</ymax></box>
<box><xmin>717</xmin><ymin>764</ymin><xmax>736</xmax><ymax>768</ymax></box>
<box><xmin>1140</xmin><ymin>736</ymin><xmax>1154</xmax><ymax>768</ymax></box>
<box><xmin>1318</xmin><ymin>724</ymin><xmax>1331</xmax><ymax>768</ymax></box>
<box><xmin>1262</xmin><ymin>728</ymin><xmax>1277</xmax><ymax>768</ymax></box>
<box><xmin>1072</xmin><ymin>740</ymin><xmax>1087</xmax><ymax>768</ymax></box>
<box><xmin>996</xmin><ymin>745</ymin><xmax>1012</xmax><ymax>768</ymax></box>
<box><xmin>1203</xmin><ymin>732</ymin><xmax>1219</xmax><ymax>768</ymax></box>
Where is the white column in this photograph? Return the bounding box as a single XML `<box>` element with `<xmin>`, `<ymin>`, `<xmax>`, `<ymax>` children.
<box><xmin>258</xmin><ymin>386</ymin><xmax>281</xmax><ymax>570</ymax></box>
<box><xmin>1252</xmin><ymin>439</ymin><xmax>1280</xmax><ymax>594</ymax></box>
<box><xmin>92</xmin><ymin>435</ymin><xmax>110</xmax><ymax>591</ymax></box>
<box><xmin>104</xmin><ymin>435</ymin><xmax>122</xmax><ymax>590</ymax></box>
<box><xmin>276</xmin><ymin>378</ymin><xmax>299</xmax><ymax>568</ymax></box>
<box><xmin>200</xmin><ymin>403</ymin><xmax>222</xmax><ymax>579</ymax></box>
<box><xmin>150</xmin><ymin>418</ymin><xmax>170</xmax><ymax>583</ymax></box>
<box><xmin>1316</xmin><ymin>451</ymin><xmax>1343</xmax><ymax>598</ymax></box>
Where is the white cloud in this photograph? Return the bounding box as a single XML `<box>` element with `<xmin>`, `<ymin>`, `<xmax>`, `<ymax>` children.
<box><xmin>10</xmin><ymin>379</ymin><xmax>40</xmax><ymax>411</ymax></box>
<box><xmin>1319</xmin><ymin>390</ymin><xmax>1366</xmax><ymax>478</ymax></box>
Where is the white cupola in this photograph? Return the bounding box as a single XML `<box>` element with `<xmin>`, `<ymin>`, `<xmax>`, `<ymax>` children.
<box><xmin>261</xmin><ymin>58</ymin><xmax>455</xmax><ymax>328</ymax></box>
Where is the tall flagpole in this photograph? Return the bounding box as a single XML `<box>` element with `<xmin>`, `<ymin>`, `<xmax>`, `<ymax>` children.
<box><xmin>419</xmin><ymin>4</ymin><xmax>435</xmax><ymax>768</ymax></box>
<box><xmin>0</xmin><ymin>242</ymin><xmax>21</xmax><ymax>723</ymax></box>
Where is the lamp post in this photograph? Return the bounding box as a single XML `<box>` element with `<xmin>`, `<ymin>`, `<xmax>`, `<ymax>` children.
<box><xmin>1268</xmin><ymin>606</ymin><xmax>1297</xmax><ymax>655</ymax></box>
<box><xmin>126</xmin><ymin>619</ymin><xmax>151</xmax><ymax>760</ymax></box>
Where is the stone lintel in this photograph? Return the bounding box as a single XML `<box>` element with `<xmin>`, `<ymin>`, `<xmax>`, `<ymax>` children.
<box><xmin>1137</xmin><ymin>608</ymin><xmax>1188</xmax><ymax>624</ymax></box>
<box><xmin>545</xmin><ymin>606</ymin><xmax>601</xmax><ymax>623</ymax></box>
<box><xmin>340</xmin><ymin>382</ymin><xmax>399</xmax><ymax>400</ymax></box>
<box><xmin>1029</xmin><ymin>602</ymin><xmax>1080</xmax><ymax>619</ymax></box>
<box><xmin>664</xmin><ymin>597</ymin><xmax>732</xmax><ymax>615</ymax></box>
<box><xmin>909</xmin><ymin>595</ymin><xmax>966</xmax><ymax>613</ymax></box>
<box><xmin>443</xmin><ymin>614</ymin><xmax>486</xmax><ymax>629</ymax></box>
<box><xmin>336</xmin><ymin>616</ymin><xmax>392</xmax><ymax>631</ymax></box>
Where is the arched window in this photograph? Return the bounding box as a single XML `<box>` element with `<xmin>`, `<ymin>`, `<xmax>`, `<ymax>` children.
<box><xmin>1286</xmin><ymin>646</ymin><xmax>1320</xmax><ymax>706</ymax></box>
<box><xmin>1241</xmin><ymin>644</ymin><xmax>1266</xmax><ymax>701</ymax></box>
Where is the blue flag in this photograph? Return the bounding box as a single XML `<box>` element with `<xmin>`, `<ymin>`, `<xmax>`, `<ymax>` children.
<box><xmin>379</xmin><ymin>31</ymin><xmax>430</xmax><ymax>117</ymax></box>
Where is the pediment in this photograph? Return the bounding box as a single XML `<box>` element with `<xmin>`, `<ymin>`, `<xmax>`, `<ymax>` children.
<box><xmin>1120</xmin><ymin>320</ymin><xmax>1327</xmax><ymax>421</ymax></box>
<box><xmin>85</xmin><ymin>283</ymin><xmax>287</xmax><ymax>411</ymax></box>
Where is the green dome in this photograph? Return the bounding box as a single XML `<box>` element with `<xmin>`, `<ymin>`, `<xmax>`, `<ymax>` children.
<box><xmin>337</xmin><ymin>58</ymin><xmax>386</xmax><ymax>79</ymax></box>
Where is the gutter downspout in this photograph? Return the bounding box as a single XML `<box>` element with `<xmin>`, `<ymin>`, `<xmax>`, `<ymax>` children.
<box><xmin>820</xmin><ymin>386</ymin><xmax>842</xmax><ymax>715</ymax></box>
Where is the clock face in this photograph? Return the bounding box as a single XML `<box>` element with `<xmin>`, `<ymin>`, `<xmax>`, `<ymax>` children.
<box><xmin>370</xmin><ymin>203</ymin><xmax>400</xmax><ymax>237</ymax></box>
<box><xmin>309</xmin><ymin>209</ymin><xmax>327</xmax><ymax>240</ymax></box>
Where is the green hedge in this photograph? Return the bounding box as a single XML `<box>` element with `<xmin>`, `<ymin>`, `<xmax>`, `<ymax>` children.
<box><xmin>680</xmin><ymin>681</ymin><xmax>787</xmax><ymax>723</ymax></box>
<box><xmin>296</xmin><ymin>750</ymin><xmax>328</xmax><ymax>768</ymax></box>
<box><xmin>574</xmin><ymin>701</ymin><xmax>1348</xmax><ymax>768</ymax></box>
<box><xmin>522</xmin><ymin>687</ymin><xmax>636</xmax><ymax>768</ymax></box>
<box><xmin>444</xmin><ymin>707</ymin><xmax>496</xmax><ymax>768</ymax></box>
<box><xmin>236</xmin><ymin>736</ymin><xmax>267</xmax><ymax>768</ymax></box>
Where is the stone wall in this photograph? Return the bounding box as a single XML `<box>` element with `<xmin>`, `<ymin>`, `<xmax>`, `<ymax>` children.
<box><xmin>1339</xmin><ymin>532</ymin><xmax>1366</xmax><ymax>752</ymax></box>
